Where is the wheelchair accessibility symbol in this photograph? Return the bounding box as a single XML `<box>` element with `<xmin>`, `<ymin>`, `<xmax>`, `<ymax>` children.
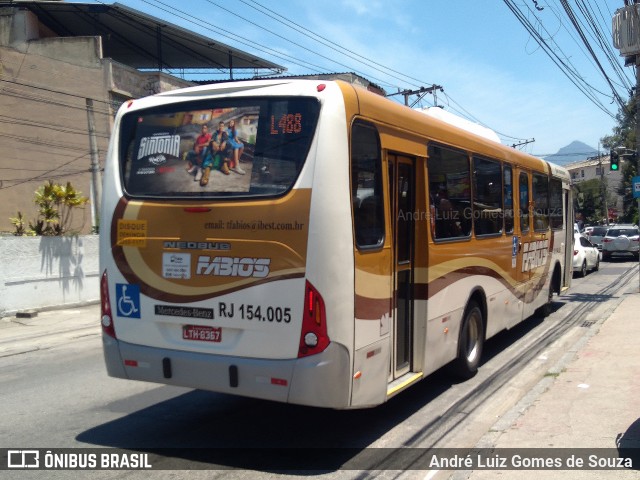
<box><xmin>116</xmin><ymin>283</ymin><xmax>141</xmax><ymax>318</ymax></box>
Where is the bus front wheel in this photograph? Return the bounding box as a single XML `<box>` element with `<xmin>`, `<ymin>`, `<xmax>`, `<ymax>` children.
<box><xmin>451</xmin><ymin>301</ymin><xmax>484</xmax><ymax>379</ymax></box>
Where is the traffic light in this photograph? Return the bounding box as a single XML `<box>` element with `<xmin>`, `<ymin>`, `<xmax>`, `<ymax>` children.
<box><xmin>610</xmin><ymin>150</ymin><xmax>620</xmax><ymax>171</ymax></box>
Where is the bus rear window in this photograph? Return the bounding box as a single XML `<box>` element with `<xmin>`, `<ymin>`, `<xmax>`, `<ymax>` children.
<box><xmin>119</xmin><ymin>97</ymin><xmax>320</xmax><ymax>198</ymax></box>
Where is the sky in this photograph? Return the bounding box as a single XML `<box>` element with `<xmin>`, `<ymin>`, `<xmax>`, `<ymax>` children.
<box><xmin>89</xmin><ymin>0</ymin><xmax>634</xmax><ymax>157</ymax></box>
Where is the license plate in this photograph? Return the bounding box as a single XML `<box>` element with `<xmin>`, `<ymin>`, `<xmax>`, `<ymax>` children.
<box><xmin>182</xmin><ymin>325</ymin><xmax>222</xmax><ymax>342</ymax></box>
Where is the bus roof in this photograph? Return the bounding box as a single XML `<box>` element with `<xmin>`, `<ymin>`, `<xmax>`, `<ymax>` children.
<box><xmin>128</xmin><ymin>78</ymin><xmax>570</xmax><ymax>181</ymax></box>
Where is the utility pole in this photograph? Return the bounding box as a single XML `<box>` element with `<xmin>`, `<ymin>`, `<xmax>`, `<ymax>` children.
<box><xmin>86</xmin><ymin>99</ymin><xmax>101</xmax><ymax>232</ymax></box>
<box><xmin>511</xmin><ymin>138</ymin><xmax>535</xmax><ymax>149</ymax></box>
<box><xmin>636</xmin><ymin>57</ymin><xmax>640</xmax><ymax>290</ymax></box>
<box><xmin>598</xmin><ymin>143</ymin><xmax>609</xmax><ymax>226</ymax></box>
<box><xmin>387</xmin><ymin>85</ymin><xmax>444</xmax><ymax>107</ymax></box>
<box><xmin>613</xmin><ymin>3</ymin><xmax>640</xmax><ymax>291</ymax></box>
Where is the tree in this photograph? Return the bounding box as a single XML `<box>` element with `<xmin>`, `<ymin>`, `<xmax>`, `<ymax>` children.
<box><xmin>617</xmin><ymin>158</ymin><xmax>638</xmax><ymax>224</ymax></box>
<box><xmin>601</xmin><ymin>96</ymin><xmax>636</xmax><ymax>153</ymax></box>
<box><xmin>574</xmin><ymin>179</ymin><xmax>607</xmax><ymax>224</ymax></box>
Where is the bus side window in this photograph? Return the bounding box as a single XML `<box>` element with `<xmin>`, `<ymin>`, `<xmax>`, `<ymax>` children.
<box><xmin>519</xmin><ymin>172</ymin><xmax>530</xmax><ymax>233</ymax></box>
<box><xmin>428</xmin><ymin>143</ymin><xmax>471</xmax><ymax>241</ymax></box>
<box><xmin>549</xmin><ymin>178</ymin><xmax>563</xmax><ymax>230</ymax></box>
<box><xmin>351</xmin><ymin>121</ymin><xmax>384</xmax><ymax>248</ymax></box>
<box><xmin>473</xmin><ymin>156</ymin><xmax>502</xmax><ymax>236</ymax></box>
<box><xmin>503</xmin><ymin>165</ymin><xmax>514</xmax><ymax>234</ymax></box>
<box><xmin>533</xmin><ymin>172</ymin><xmax>549</xmax><ymax>231</ymax></box>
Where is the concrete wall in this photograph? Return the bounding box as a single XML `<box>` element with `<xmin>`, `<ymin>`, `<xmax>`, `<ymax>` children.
<box><xmin>0</xmin><ymin>41</ymin><xmax>109</xmax><ymax>235</ymax></box>
<box><xmin>109</xmin><ymin>61</ymin><xmax>192</xmax><ymax>98</ymax></box>
<box><xmin>0</xmin><ymin>235</ymin><xmax>99</xmax><ymax>317</ymax></box>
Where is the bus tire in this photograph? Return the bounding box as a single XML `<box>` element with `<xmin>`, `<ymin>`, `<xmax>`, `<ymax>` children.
<box><xmin>538</xmin><ymin>283</ymin><xmax>554</xmax><ymax>318</ymax></box>
<box><xmin>539</xmin><ymin>265</ymin><xmax>560</xmax><ymax>318</ymax></box>
<box><xmin>451</xmin><ymin>301</ymin><xmax>484</xmax><ymax>379</ymax></box>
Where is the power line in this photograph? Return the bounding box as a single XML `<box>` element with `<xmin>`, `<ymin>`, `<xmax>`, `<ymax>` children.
<box><xmin>502</xmin><ymin>0</ymin><xmax>617</xmax><ymax>119</ymax></box>
<box><xmin>560</xmin><ymin>0</ymin><xmax>627</xmax><ymax>110</ymax></box>
<box><xmin>202</xmin><ymin>0</ymin><xmax>406</xmax><ymax>86</ymax></box>
<box><xmin>0</xmin><ymin>132</ymin><xmax>92</xmax><ymax>153</ymax></box>
<box><xmin>0</xmin><ymin>84</ymin><xmax>113</xmax><ymax>117</ymax></box>
<box><xmin>89</xmin><ymin>0</ymin><xmax>534</xmax><ymax>145</ymax></box>
<box><xmin>239</xmin><ymin>0</ymin><xmax>431</xmax><ymax>89</ymax></box>
<box><xmin>0</xmin><ymin>116</ymin><xmax>110</xmax><ymax>139</ymax></box>
<box><xmin>544</xmin><ymin>1</ymin><xmax>633</xmax><ymax>94</ymax></box>
<box><xmin>134</xmin><ymin>0</ymin><xmax>329</xmax><ymax>74</ymax></box>
<box><xmin>0</xmin><ymin>153</ymin><xmax>91</xmax><ymax>190</ymax></box>
<box><xmin>580</xmin><ymin>0</ymin><xmax>633</xmax><ymax>91</ymax></box>
<box><xmin>8</xmin><ymin>0</ymin><xmax>625</xmax><ymax>155</ymax></box>
<box><xmin>0</xmin><ymin>78</ymin><xmax>114</xmax><ymax>110</ymax></box>
<box><xmin>528</xmin><ymin>1</ymin><xmax>615</xmax><ymax>105</ymax></box>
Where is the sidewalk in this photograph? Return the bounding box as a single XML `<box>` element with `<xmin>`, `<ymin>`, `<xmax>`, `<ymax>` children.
<box><xmin>462</xmin><ymin>279</ymin><xmax>640</xmax><ymax>479</ymax></box>
<box><xmin>0</xmin><ymin>303</ymin><xmax>100</xmax><ymax>357</ymax></box>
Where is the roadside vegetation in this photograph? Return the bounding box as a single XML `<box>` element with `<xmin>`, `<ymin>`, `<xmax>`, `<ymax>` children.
<box><xmin>9</xmin><ymin>180</ymin><xmax>89</xmax><ymax>236</ymax></box>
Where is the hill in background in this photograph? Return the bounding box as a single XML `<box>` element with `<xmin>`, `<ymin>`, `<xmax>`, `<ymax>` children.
<box><xmin>544</xmin><ymin>140</ymin><xmax>598</xmax><ymax>165</ymax></box>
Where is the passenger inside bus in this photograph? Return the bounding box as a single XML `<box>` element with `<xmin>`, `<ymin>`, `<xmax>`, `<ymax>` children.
<box><xmin>434</xmin><ymin>186</ymin><xmax>461</xmax><ymax>239</ymax></box>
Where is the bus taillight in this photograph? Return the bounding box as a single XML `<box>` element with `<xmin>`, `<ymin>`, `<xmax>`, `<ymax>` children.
<box><xmin>298</xmin><ymin>280</ymin><xmax>329</xmax><ymax>358</ymax></box>
<box><xmin>100</xmin><ymin>270</ymin><xmax>116</xmax><ymax>338</ymax></box>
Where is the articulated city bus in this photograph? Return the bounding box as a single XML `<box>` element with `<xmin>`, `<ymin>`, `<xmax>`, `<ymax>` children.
<box><xmin>100</xmin><ymin>79</ymin><xmax>573</xmax><ymax>409</ymax></box>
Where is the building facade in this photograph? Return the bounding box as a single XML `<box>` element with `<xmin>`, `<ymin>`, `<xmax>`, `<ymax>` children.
<box><xmin>565</xmin><ymin>155</ymin><xmax>625</xmax><ymax>222</ymax></box>
<box><xmin>0</xmin><ymin>7</ymin><xmax>193</xmax><ymax>233</ymax></box>
<box><xmin>0</xmin><ymin>2</ymin><xmax>282</xmax><ymax>234</ymax></box>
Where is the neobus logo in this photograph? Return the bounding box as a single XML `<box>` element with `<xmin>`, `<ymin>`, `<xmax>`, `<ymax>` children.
<box><xmin>164</xmin><ymin>241</ymin><xmax>231</xmax><ymax>251</ymax></box>
<box><xmin>196</xmin><ymin>256</ymin><xmax>271</xmax><ymax>278</ymax></box>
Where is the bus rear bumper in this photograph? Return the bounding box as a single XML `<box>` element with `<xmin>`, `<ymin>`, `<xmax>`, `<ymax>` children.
<box><xmin>102</xmin><ymin>334</ymin><xmax>351</xmax><ymax>408</ymax></box>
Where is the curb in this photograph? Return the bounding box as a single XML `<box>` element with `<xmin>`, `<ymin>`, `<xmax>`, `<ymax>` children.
<box><xmin>450</xmin><ymin>276</ymin><xmax>638</xmax><ymax>480</ymax></box>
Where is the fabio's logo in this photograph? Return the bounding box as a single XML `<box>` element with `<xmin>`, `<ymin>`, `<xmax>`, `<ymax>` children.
<box><xmin>196</xmin><ymin>256</ymin><xmax>270</xmax><ymax>278</ymax></box>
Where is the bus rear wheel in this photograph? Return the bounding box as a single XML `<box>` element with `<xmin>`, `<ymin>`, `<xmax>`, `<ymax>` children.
<box><xmin>451</xmin><ymin>301</ymin><xmax>484</xmax><ymax>379</ymax></box>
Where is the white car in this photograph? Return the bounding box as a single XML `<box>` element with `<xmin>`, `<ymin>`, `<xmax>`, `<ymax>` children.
<box><xmin>573</xmin><ymin>234</ymin><xmax>600</xmax><ymax>277</ymax></box>
<box><xmin>586</xmin><ymin>226</ymin><xmax>608</xmax><ymax>250</ymax></box>
<box><xmin>601</xmin><ymin>225</ymin><xmax>640</xmax><ymax>261</ymax></box>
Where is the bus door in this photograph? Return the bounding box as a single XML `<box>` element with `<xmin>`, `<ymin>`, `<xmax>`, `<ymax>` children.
<box><xmin>513</xmin><ymin>169</ymin><xmax>532</xmax><ymax>325</ymax></box>
<box><xmin>562</xmin><ymin>183</ymin><xmax>574</xmax><ymax>290</ymax></box>
<box><xmin>388</xmin><ymin>154</ymin><xmax>415</xmax><ymax>378</ymax></box>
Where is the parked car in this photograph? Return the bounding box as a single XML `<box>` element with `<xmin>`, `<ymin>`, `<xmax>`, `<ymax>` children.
<box><xmin>587</xmin><ymin>226</ymin><xmax>608</xmax><ymax>250</ymax></box>
<box><xmin>601</xmin><ymin>225</ymin><xmax>640</xmax><ymax>261</ymax></box>
<box><xmin>573</xmin><ymin>234</ymin><xmax>600</xmax><ymax>277</ymax></box>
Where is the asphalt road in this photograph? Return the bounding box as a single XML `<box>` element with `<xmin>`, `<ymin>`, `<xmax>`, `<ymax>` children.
<box><xmin>1</xmin><ymin>256</ymin><xmax>637</xmax><ymax>480</ymax></box>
